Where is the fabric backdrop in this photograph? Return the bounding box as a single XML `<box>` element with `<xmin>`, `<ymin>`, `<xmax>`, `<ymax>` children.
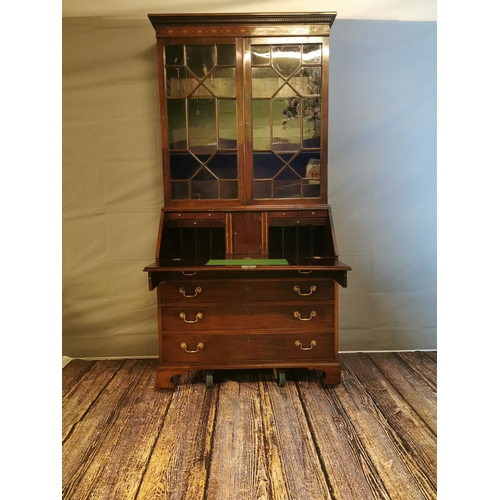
<box><xmin>62</xmin><ymin>17</ymin><xmax>436</xmax><ymax>358</ymax></box>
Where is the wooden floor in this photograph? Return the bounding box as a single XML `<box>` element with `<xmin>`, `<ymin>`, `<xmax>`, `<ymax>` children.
<box><xmin>62</xmin><ymin>352</ymin><xmax>437</xmax><ymax>500</ymax></box>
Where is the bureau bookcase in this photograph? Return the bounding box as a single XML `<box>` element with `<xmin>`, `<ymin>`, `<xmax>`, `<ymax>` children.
<box><xmin>144</xmin><ymin>13</ymin><xmax>351</xmax><ymax>388</ymax></box>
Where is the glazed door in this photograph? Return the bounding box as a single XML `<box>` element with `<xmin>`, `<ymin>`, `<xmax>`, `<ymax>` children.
<box><xmin>245</xmin><ymin>38</ymin><xmax>329</xmax><ymax>203</ymax></box>
<box><xmin>162</xmin><ymin>39</ymin><xmax>245</xmax><ymax>203</ymax></box>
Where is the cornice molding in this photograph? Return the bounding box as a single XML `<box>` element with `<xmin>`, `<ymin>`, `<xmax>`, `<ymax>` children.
<box><xmin>148</xmin><ymin>12</ymin><xmax>337</xmax><ymax>30</ymax></box>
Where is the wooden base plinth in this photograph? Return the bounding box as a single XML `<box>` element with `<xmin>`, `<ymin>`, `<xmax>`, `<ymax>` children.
<box><xmin>317</xmin><ymin>363</ymin><xmax>341</xmax><ymax>385</ymax></box>
<box><xmin>156</xmin><ymin>363</ymin><xmax>341</xmax><ymax>389</ymax></box>
<box><xmin>156</xmin><ymin>369</ymin><xmax>179</xmax><ymax>389</ymax></box>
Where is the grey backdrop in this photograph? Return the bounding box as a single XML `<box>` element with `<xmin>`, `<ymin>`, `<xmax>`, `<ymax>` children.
<box><xmin>62</xmin><ymin>18</ymin><xmax>436</xmax><ymax>357</ymax></box>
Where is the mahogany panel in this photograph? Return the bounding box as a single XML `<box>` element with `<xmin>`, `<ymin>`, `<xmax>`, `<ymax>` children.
<box><xmin>232</xmin><ymin>212</ymin><xmax>262</xmax><ymax>255</ymax></box>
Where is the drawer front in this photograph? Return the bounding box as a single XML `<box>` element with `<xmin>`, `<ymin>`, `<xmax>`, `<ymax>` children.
<box><xmin>195</xmin><ymin>212</ymin><xmax>225</xmax><ymax>220</ymax></box>
<box><xmin>164</xmin><ymin>212</ymin><xmax>225</xmax><ymax>220</ymax></box>
<box><xmin>268</xmin><ymin>211</ymin><xmax>298</xmax><ymax>219</ymax></box>
<box><xmin>299</xmin><ymin>210</ymin><xmax>328</xmax><ymax>218</ymax></box>
<box><xmin>162</xmin><ymin>332</ymin><xmax>335</xmax><ymax>364</ymax></box>
<box><xmin>161</xmin><ymin>303</ymin><xmax>333</xmax><ymax>332</ymax></box>
<box><xmin>159</xmin><ymin>280</ymin><xmax>334</xmax><ymax>304</ymax></box>
<box><xmin>164</xmin><ymin>212</ymin><xmax>195</xmax><ymax>220</ymax></box>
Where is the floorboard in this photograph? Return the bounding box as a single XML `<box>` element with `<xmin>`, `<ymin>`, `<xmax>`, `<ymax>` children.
<box><xmin>294</xmin><ymin>369</ymin><xmax>391</xmax><ymax>500</ymax></box>
<box><xmin>62</xmin><ymin>352</ymin><xmax>437</xmax><ymax>500</ymax></box>
<box><xmin>204</xmin><ymin>370</ymin><xmax>269</xmax><ymax>500</ymax></box>
<box><xmin>136</xmin><ymin>370</ymin><xmax>219</xmax><ymax>500</ymax></box>
<box><xmin>367</xmin><ymin>353</ymin><xmax>436</xmax><ymax>435</ymax></box>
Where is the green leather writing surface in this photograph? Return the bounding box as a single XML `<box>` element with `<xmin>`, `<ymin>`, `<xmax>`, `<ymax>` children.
<box><xmin>206</xmin><ymin>259</ymin><xmax>288</xmax><ymax>266</ymax></box>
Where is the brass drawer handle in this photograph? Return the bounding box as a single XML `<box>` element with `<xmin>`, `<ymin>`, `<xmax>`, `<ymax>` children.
<box><xmin>179</xmin><ymin>312</ymin><xmax>203</xmax><ymax>323</ymax></box>
<box><xmin>180</xmin><ymin>342</ymin><xmax>204</xmax><ymax>353</ymax></box>
<box><xmin>293</xmin><ymin>285</ymin><xmax>317</xmax><ymax>296</ymax></box>
<box><xmin>294</xmin><ymin>310</ymin><xmax>317</xmax><ymax>321</ymax></box>
<box><xmin>179</xmin><ymin>286</ymin><xmax>202</xmax><ymax>298</ymax></box>
<box><xmin>298</xmin><ymin>270</ymin><xmax>312</xmax><ymax>274</ymax></box>
<box><xmin>182</xmin><ymin>271</ymin><xmax>197</xmax><ymax>276</ymax></box>
<box><xmin>295</xmin><ymin>340</ymin><xmax>317</xmax><ymax>350</ymax></box>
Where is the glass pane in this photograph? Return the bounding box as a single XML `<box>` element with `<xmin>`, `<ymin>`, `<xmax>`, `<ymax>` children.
<box><xmin>272</xmin><ymin>45</ymin><xmax>300</xmax><ymax>77</ymax></box>
<box><xmin>220</xmin><ymin>181</ymin><xmax>238</xmax><ymax>199</ymax></box>
<box><xmin>186</xmin><ymin>45</ymin><xmax>215</xmax><ymax>78</ymax></box>
<box><xmin>290</xmin><ymin>152</ymin><xmax>321</xmax><ymax>179</ymax></box>
<box><xmin>166</xmin><ymin>68</ymin><xmax>193</xmax><ymax>97</ymax></box>
<box><xmin>191</xmin><ymin>153</ymin><xmax>212</xmax><ymax>165</ymax></box>
<box><xmin>273</xmin><ymin>97</ymin><xmax>300</xmax><ymax>151</ymax></box>
<box><xmin>165</xmin><ymin>45</ymin><xmax>184</xmax><ymax>66</ymax></box>
<box><xmin>171</xmin><ymin>181</ymin><xmax>189</xmax><ymax>200</ymax></box>
<box><xmin>192</xmin><ymin>168</ymin><xmax>218</xmax><ymax>199</ymax></box>
<box><xmin>207</xmin><ymin>153</ymin><xmax>238</xmax><ymax>179</ymax></box>
<box><xmin>274</xmin><ymin>168</ymin><xmax>301</xmax><ymax>198</ymax></box>
<box><xmin>217</xmin><ymin>45</ymin><xmax>235</xmax><ymax>66</ymax></box>
<box><xmin>205</xmin><ymin>68</ymin><xmax>236</xmax><ymax>97</ymax></box>
<box><xmin>191</xmin><ymin>83</ymin><xmax>213</xmax><ymax>98</ymax></box>
<box><xmin>274</xmin><ymin>182</ymin><xmax>301</xmax><ymax>199</ymax></box>
<box><xmin>251</xmin><ymin>68</ymin><xmax>283</xmax><ymax>98</ymax></box>
<box><xmin>167</xmin><ymin>100</ymin><xmax>186</xmax><ymax>148</ymax></box>
<box><xmin>303</xmin><ymin>97</ymin><xmax>321</xmax><ymax>146</ymax></box>
<box><xmin>303</xmin><ymin>44</ymin><xmax>322</xmax><ymax>64</ymax></box>
<box><xmin>218</xmin><ymin>100</ymin><xmax>237</xmax><ymax>144</ymax></box>
<box><xmin>170</xmin><ymin>152</ymin><xmax>201</xmax><ymax>180</ymax></box>
<box><xmin>251</xmin><ymin>45</ymin><xmax>270</xmax><ymax>66</ymax></box>
<box><xmin>303</xmin><ymin>182</ymin><xmax>321</xmax><ymax>198</ymax></box>
<box><xmin>275</xmin><ymin>152</ymin><xmax>296</xmax><ymax>164</ymax></box>
<box><xmin>254</xmin><ymin>181</ymin><xmax>272</xmax><ymax>199</ymax></box>
<box><xmin>289</xmin><ymin>67</ymin><xmax>321</xmax><ymax>96</ymax></box>
<box><xmin>188</xmin><ymin>98</ymin><xmax>217</xmax><ymax>152</ymax></box>
<box><xmin>253</xmin><ymin>152</ymin><xmax>284</xmax><ymax>179</ymax></box>
<box><xmin>276</xmin><ymin>83</ymin><xmax>299</xmax><ymax>98</ymax></box>
<box><xmin>252</xmin><ymin>100</ymin><xmax>270</xmax><ymax>150</ymax></box>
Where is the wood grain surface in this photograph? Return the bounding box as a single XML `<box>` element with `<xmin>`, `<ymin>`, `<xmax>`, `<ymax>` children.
<box><xmin>62</xmin><ymin>352</ymin><xmax>437</xmax><ymax>499</ymax></box>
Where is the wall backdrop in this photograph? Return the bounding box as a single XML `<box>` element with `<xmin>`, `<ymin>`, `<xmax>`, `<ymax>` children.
<box><xmin>62</xmin><ymin>10</ymin><xmax>436</xmax><ymax>357</ymax></box>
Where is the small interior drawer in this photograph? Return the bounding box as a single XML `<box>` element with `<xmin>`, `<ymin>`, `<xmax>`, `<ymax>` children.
<box><xmin>268</xmin><ymin>211</ymin><xmax>298</xmax><ymax>219</ymax></box>
<box><xmin>164</xmin><ymin>212</ymin><xmax>195</xmax><ymax>220</ymax></box>
<box><xmin>299</xmin><ymin>210</ymin><xmax>328</xmax><ymax>218</ymax></box>
<box><xmin>195</xmin><ymin>212</ymin><xmax>225</xmax><ymax>220</ymax></box>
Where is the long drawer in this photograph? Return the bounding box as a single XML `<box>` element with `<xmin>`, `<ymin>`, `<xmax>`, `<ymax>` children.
<box><xmin>161</xmin><ymin>303</ymin><xmax>333</xmax><ymax>333</ymax></box>
<box><xmin>159</xmin><ymin>279</ymin><xmax>333</xmax><ymax>304</ymax></box>
<box><xmin>162</xmin><ymin>332</ymin><xmax>335</xmax><ymax>364</ymax></box>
